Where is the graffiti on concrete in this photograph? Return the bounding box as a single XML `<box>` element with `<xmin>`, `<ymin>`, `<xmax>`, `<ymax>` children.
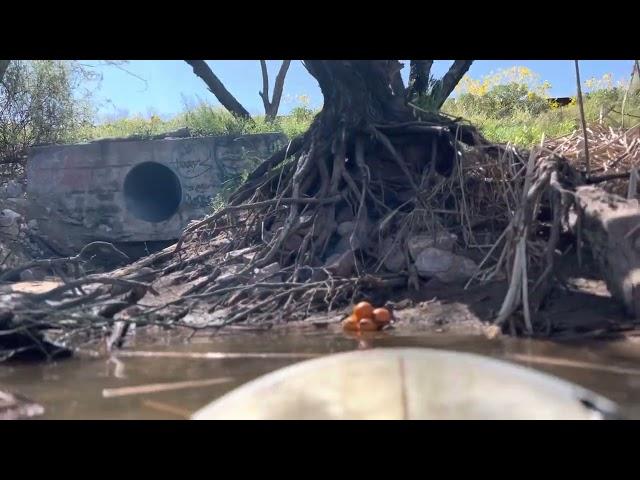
<box><xmin>214</xmin><ymin>140</ymin><xmax>285</xmax><ymax>181</ymax></box>
<box><xmin>173</xmin><ymin>142</ymin><xmax>215</xmax><ymax>180</ymax></box>
<box><xmin>182</xmin><ymin>182</ymin><xmax>213</xmax><ymax>209</ymax></box>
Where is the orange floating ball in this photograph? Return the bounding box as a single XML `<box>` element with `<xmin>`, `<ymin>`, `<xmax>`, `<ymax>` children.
<box><xmin>342</xmin><ymin>315</ymin><xmax>360</xmax><ymax>331</ymax></box>
<box><xmin>359</xmin><ymin>318</ymin><xmax>378</xmax><ymax>331</ymax></box>
<box><xmin>353</xmin><ymin>301</ymin><xmax>374</xmax><ymax>320</ymax></box>
<box><xmin>372</xmin><ymin>307</ymin><xmax>391</xmax><ymax>325</ymax></box>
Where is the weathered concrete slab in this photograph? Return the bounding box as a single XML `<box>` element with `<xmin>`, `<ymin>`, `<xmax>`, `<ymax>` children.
<box><xmin>26</xmin><ymin>133</ymin><xmax>286</xmax><ymax>253</ymax></box>
<box><xmin>573</xmin><ymin>186</ymin><xmax>640</xmax><ymax>318</ymax></box>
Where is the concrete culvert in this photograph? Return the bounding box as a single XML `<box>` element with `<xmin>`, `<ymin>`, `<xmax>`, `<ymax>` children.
<box><xmin>124</xmin><ymin>162</ymin><xmax>182</xmax><ymax>223</ymax></box>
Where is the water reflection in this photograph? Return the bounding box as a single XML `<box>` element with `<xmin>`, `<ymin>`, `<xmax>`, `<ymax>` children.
<box><xmin>2</xmin><ymin>327</ymin><xmax>640</xmax><ymax>419</ymax></box>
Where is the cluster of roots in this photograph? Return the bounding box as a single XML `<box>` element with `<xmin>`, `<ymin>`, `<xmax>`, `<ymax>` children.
<box><xmin>14</xmin><ymin>60</ymin><xmax>638</xmax><ymax>356</ymax></box>
<box><xmin>137</xmin><ymin>110</ymin><xmax>501</xmax><ymax>328</ymax></box>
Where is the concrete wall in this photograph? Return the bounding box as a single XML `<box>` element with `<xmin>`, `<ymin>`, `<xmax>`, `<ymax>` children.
<box><xmin>26</xmin><ymin>133</ymin><xmax>287</xmax><ymax>253</ymax></box>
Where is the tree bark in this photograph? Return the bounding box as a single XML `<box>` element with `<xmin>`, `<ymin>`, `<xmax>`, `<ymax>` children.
<box><xmin>259</xmin><ymin>60</ymin><xmax>291</xmax><ymax>120</ymax></box>
<box><xmin>185</xmin><ymin>60</ymin><xmax>252</xmax><ymax>120</ymax></box>
<box><xmin>390</xmin><ymin>70</ymin><xmax>405</xmax><ymax>97</ymax></box>
<box><xmin>0</xmin><ymin>60</ymin><xmax>10</xmax><ymax>84</ymax></box>
<box><xmin>259</xmin><ymin>60</ymin><xmax>269</xmax><ymax>115</ymax></box>
<box><xmin>408</xmin><ymin>60</ymin><xmax>433</xmax><ymax>99</ymax></box>
<box><xmin>431</xmin><ymin>60</ymin><xmax>473</xmax><ymax>109</ymax></box>
<box><xmin>304</xmin><ymin>60</ymin><xmax>411</xmax><ymax>127</ymax></box>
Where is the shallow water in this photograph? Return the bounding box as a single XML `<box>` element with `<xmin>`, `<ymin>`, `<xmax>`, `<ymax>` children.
<box><xmin>3</xmin><ymin>327</ymin><xmax>640</xmax><ymax>419</ymax></box>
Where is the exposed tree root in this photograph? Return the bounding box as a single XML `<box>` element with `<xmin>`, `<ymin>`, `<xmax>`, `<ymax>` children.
<box><xmin>4</xmin><ymin>61</ymin><xmax>638</xmax><ymax>360</ymax></box>
<box><xmin>1</xmin><ymin>103</ymin><xmax>494</xmax><ymax>357</ymax></box>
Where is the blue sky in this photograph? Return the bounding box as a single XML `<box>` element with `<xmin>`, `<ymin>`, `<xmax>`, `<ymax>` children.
<box><xmin>83</xmin><ymin>60</ymin><xmax>637</xmax><ymax>121</ymax></box>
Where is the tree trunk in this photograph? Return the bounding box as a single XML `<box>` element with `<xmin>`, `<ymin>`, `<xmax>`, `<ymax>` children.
<box><xmin>0</xmin><ymin>60</ymin><xmax>10</xmax><ymax>84</ymax></box>
<box><xmin>431</xmin><ymin>60</ymin><xmax>473</xmax><ymax>109</ymax></box>
<box><xmin>408</xmin><ymin>60</ymin><xmax>433</xmax><ymax>100</ymax></box>
<box><xmin>304</xmin><ymin>60</ymin><xmax>411</xmax><ymax>127</ymax></box>
<box><xmin>259</xmin><ymin>60</ymin><xmax>291</xmax><ymax>121</ymax></box>
<box><xmin>185</xmin><ymin>60</ymin><xmax>252</xmax><ymax>120</ymax></box>
<box><xmin>227</xmin><ymin>60</ymin><xmax>482</xmax><ymax>276</ymax></box>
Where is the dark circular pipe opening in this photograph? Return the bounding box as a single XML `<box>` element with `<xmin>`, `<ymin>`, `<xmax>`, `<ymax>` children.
<box><xmin>123</xmin><ymin>161</ymin><xmax>182</xmax><ymax>223</ymax></box>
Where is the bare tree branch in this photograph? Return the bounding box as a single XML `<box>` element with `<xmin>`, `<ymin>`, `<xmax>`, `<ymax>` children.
<box><xmin>0</xmin><ymin>60</ymin><xmax>10</xmax><ymax>85</ymax></box>
<box><xmin>102</xmin><ymin>61</ymin><xmax>148</xmax><ymax>92</ymax></box>
<box><xmin>259</xmin><ymin>60</ymin><xmax>292</xmax><ymax>120</ymax></box>
<box><xmin>270</xmin><ymin>60</ymin><xmax>291</xmax><ymax>118</ymax></box>
<box><xmin>185</xmin><ymin>60</ymin><xmax>252</xmax><ymax>120</ymax></box>
<box><xmin>432</xmin><ymin>60</ymin><xmax>473</xmax><ymax>109</ymax></box>
<box><xmin>259</xmin><ymin>60</ymin><xmax>270</xmax><ymax>114</ymax></box>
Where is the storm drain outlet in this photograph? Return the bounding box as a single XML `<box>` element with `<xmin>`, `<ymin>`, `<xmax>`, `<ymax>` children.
<box><xmin>123</xmin><ymin>161</ymin><xmax>182</xmax><ymax>222</ymax></box>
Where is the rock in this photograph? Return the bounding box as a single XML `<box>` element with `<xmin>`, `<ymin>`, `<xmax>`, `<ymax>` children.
<box><xmin>335</xmin><ymin>235</ymin><xmax>360</xmax><ymax>252</ymax></box>
<box><xmin>2</xmin><ymin>198</ymin><xmax>29</xmax><ymax>214</ymax></box>
<box><xmin>387</xmin><ymin>298</ymin><xmax>414</xmax><ymax>310</ymax></box>
<box><xmin>335</xmin><ymin>217</ymin><xmax>371</xmax><ymax>252</ymax></box>
<box><xmin>414</xmin><ymin>247</ymin><xmax>478</xmax><ymax>283</ymax></box>
<box><xmin>253</xmin><ymin>262</ymin><xmax>281</xmax><ymax>283</ymax></box>
<box><xmin>284</xmin><ymin>233</ymin><xmax>304</xmax><ymax>252</ymax></box>
<box><xmin>0</xmin><ymin>209</ymin><xmax>22</xmax><ymax>224</ymax></box>
<box><xmin>337</xmin><ymin>221</ymin><xmax>355</xmax><ymax>237</ymax></box>
<box><xmin>408</xmin><ymin>232</ymin><xmax>458</xmax><ymax>260</ymax></box>
<box><xmin>310</xmin><ymin>268</ymin><xmax>329</xmax><ymax>282</ymax></box>
<box><xmin>0</xmin><ymin>210</ymin><xmax>23</xmax><ymax>239</ymax></box>
<box><xmin>0</xmin><ymin>181</ymin><xmax>23</xmax><ymax>199</ymax></box>
<box><xmin>381</xmin><ymin>237</ymin><xmax>405</xmax><ymax>273</ymax></box>
<box><xmin>325</xmin><ymin>251</ymin><xmax>355</xmax><ymax>277</ymax></box>
<box><xmin>19</xmin><ymin>268</ymin><xmax>47</xmax><ymax>281</ymax></box>
<box><xmin>27</xmin><ymin>219</ymin><xmax>39</xmax><ymax>231</ymax></box>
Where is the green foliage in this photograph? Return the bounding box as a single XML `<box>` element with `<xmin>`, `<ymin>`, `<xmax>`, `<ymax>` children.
<box><xmin>278</xmin><ymin>104</ymin><xmax>316</xmax><ymax>137</ymax></box>
<box><xmin>453</xmin><ymin>84</ymin><xmax>550</xmax><ymax>119</ymax></box>
<box><xmin>439</xmin><ymin>67</ymin><xmax>640</xmax><ymax>146</ymax></box>
<box><xmin>209</xmin><ymin>168</ymin><xmax>251</xmax><ymax>212</ymax></box>
<box><xmin>73</xmin><ymin>114</ymin><xmax>182</xmax><ymax>141</ymax></box>
<box><xmin>0</xmin><ymin>60</ymin><xmax>94</xmax><ymax>161</ymax></box>
<box><xmin>78</xmin><ymin>99</ymin><xmax>318</xmax><ymax>143</ymax></box>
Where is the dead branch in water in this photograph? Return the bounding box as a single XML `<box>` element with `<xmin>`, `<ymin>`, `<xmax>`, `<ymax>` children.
<box><xmin>0</xmin><ymin>241</ymin><xmax>129</xmax><ymax>282</ymax></box>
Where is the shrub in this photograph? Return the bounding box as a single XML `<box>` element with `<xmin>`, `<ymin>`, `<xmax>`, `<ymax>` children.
<box><xmin>0</xmin><ymin>60</ymin><xmax>95</xmax><ymax>179</ymax></box>
<box><xmin>440</xmin><ymin>66</ymin><xmax>640</xmax><ymax>146</ymax></box>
